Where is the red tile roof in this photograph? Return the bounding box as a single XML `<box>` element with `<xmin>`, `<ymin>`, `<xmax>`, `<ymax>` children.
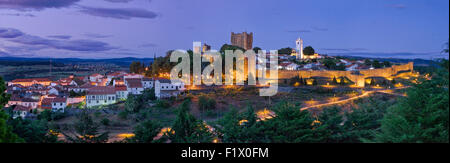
<box><xmin>12</xmin><ymin>78</ymin><xmax>51</xmax><ymax>83</ymax></box>
<box><xmin>14</xmin><ymin>105</ymin><xmax>31</xmax><ymax>112</ymax></box>
<box><xmin>21</xmin><ymin>98</ymin><xmax>38</xmax><ymax>102</ymax></box>
<box><xmin>52</xmin><ymin>97</ymin><xmax>67</xmax><ymax>103</ymax></box>
<box><xmin>107</xmin><ymin>71</ymin><xmax>127</xmax><ymax>77</ymax></box>
<box><xmin>115</xmin><ymin>85</ymin><xmax>127</xmax><ymax>91</ymax></box>
<box><xmin>126</xmin><ymin>79</ymin><xmax>143</xmax><ymax>88</ymax></box>
<box><xmin>87</xmin><ymin>86</ymin><xmax>116</xmax><ymax>95</ymax></box>
<box><xmin>40</xmin><ymin>98</ymin><xmax>53</xmax><ymax>110</ymax></box>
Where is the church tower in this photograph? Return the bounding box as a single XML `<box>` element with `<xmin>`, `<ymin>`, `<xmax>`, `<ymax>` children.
<box><xmin>296</xmin><ymin>38</ymin><xmax>304</xmax><ymax>60</ymax></box>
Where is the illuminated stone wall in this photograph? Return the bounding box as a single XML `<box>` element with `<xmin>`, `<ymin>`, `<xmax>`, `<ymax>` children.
<box><xmin>277</xmin><ymin>62</ymin><xmax>414</xmax><ymax>87</ymax></box>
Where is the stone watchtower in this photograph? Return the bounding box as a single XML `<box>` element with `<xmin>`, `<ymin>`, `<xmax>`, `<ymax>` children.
<box><xmin>231</xmin><ymin>32</ymin><xmax>253</xmax><ymax>50</ymax></box>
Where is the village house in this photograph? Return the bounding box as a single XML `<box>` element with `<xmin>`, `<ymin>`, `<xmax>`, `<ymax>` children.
<box><xmin>20</xmin><ymin>98</ymin><xmax>39</xmax><ymax>109</ymax></box>
<box><xmin>115</xmin><ymin>85</ymin><xmax>128</xmax><ymax>100</ymax></box>
<box><xmin>6</xmin><ymin>95</ymin><xmax>22</xmax><ymax>107</ymax></box>
<box><xmin>10</xmin><ymin>78</ymin><xmax>52</xmax><ymax>87</ymax></box>
<box><xmin>12</xmin><ymin>105</ymin><xmax>33</xmax><ymax>119</ymax></box>
<box><xmin>112</xmin><ymin>78</ymin><xmax>125</xmax><ymax>86</ymax></box>
<box><xmin>155</xmin><ymin>79</ymin><xmax>185</xmax><ymax>99</ymax></box>
<box><xmin>107</xmin><ymin>71</ymin><xmax>127</xmax><ymax>80</ymax></box>
<box><xmin>86</xmin><ymin>86</ymin><xmax>117</xmax><ymax>108</ymax></box>
<box><xmin>125</xmin><ymin>78</ymin><xmax>144</xmax><ymax>95</ymax></box>
<box><xmin>142</xmin><ymin>77</ymin><xmax>154</xmax><ymax>89</ymax></box>
<box><xmin>40</xmin><ymin>98</ymin><xmax>53</xmax><ymax>111</ymax></box>
<box><xmin>51</xmin><ymin>97</ymin><xmax>67</xmax><ymax>112</ymax></box>
<box><xmin>89</xmin><ymin>73</ymin><xmax>104</xmax><ymax>83</ymax></box>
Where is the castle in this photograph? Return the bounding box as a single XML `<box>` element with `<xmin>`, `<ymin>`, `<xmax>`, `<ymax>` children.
<box><xmin>231</xmin><ymin>32</ymin><xmax>253</xmax><ymax>50</ymax></box>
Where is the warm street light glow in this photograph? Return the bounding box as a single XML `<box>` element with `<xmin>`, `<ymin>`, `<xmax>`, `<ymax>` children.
<box><xmin>118</xmin><ymin>133</ymin><xmax>135</xmax><ymax>139</ymax></box>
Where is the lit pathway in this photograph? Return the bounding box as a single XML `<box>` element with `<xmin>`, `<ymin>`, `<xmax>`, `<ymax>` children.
<box><xmin>300</xmin><ymin>87</ymin><xmax>409</xmax><ymax>111</ymax></box>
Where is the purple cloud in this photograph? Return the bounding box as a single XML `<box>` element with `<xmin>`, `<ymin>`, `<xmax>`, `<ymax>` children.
<box><xmin>0</xmin><ymin>28</ymin><xmax>24</xmax><ymax>38</ymax></box>
<box><xmin>48</xmin><ymin>35</ymin><xmax>72</xmax><ymax>39</ymax></box>
<box><xmin>104</xmin><ymin>0</ymin><xmax>152</xmax><ymax>3</ymax></box>
<box><xmin>79</xmin><ymin>6</ymin><xmax>158</xmax><ymax>20</ymax></box>
<box><xmin>84</xmin><ymin>33</ymin><xmax>112</xmax><ymax>39</ymax></box>
<box><xmin>0</xmin><ymin>13</ymin><xmax>35</xmax><ymax>17</ymax></box>
<box><xmin>104</xmin><ymin>0</ymin><xmax>134</xmax><ymax>3</ymax></box>
<box><xmin>0</xmin><ymin>27</ymin><xmax>116</xmax><ymax>52</ymax></box>
<box><xmin>0</xmin><ymin>0</ymin><xmax>80</xmax><ymax>11</ymax></box>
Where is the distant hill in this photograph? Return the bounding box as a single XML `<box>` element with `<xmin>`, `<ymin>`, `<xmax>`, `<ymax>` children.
<box><xmin>0</xmin><ymin>57</ymin><xmax>154</xmax><ymax>67</ymax></box>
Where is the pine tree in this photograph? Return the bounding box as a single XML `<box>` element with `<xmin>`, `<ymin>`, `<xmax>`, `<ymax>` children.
<box><xmin>130</xmin><ymin>120</ymin><xmax>162</xmax><ymax>143</ymax></box>
<box><xmin>62</xmin><ymin>111</ymin><xmax>109</xmax><ymax>143</ymax></box>
<box><xmin>255</xmin><ymin>101</ymin><xmax>319</xmax><ymax>143</ymax></box>
<box><xmin>168</xmin><ymin>99</ymin><xmax>213</xmax><ymax>143</ymax></box>
<box><xmin>375</xmin><ymin>60</ymin><xmax>449</xmax><ymax>143</ymax></box>
<box><xmin>0</xmin><ymin>76</ymin><xmax>24</xmax><ymax>143</ymax></box>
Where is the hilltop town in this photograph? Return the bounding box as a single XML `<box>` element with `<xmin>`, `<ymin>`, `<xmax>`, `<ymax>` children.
<box><xmin>0</xmin><ymin>31</ymin><xmax>442</xmax><ymax>144</ymax></box>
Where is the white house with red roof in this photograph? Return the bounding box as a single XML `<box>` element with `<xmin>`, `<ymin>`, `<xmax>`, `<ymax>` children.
<box><xmin>51</xmin><ymin>97</ymin><xmax>67</xmax><ymax>112</ymax></box>
<box><xmin>86</xmin><ymin>86</ymin><xmax>117</xmax><ymax>108</ymax></box>
<box><xmin>20</xmin><ymin>98</ymin><xmax>39</xmax><ymax>109</ymax></box>
<box><xmin>115</xmin><ymin>85</ymin><xmax>128</xmax><ymax>100</ymax></box>
<box><xmin>89</xmin><ymin>73</ymin><xmax>104</xmax><ymax>83</ymax></box>
<box><xmin>125</xmin><ymin>78</ymin><xmax>144</xmax><ymax>95</ymax></box>
<box><xmin>11</xmin><ymin>78</ymin><xmax>52</xmax><ymax>87</ymax></box>
<box><xmin>13</xmin><ymin>105</ymin><xmax>32</xmax><ymax>119</ymax></box>
<box><xmin>107</xmin><ymin>71</ymin><xmax>127</xmax><ymax>79</ymax></box>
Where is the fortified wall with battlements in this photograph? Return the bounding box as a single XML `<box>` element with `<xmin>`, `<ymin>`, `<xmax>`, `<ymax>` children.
<box><xmin>277</xmin><ymin>62</ymin><xmax>414</xmax><ymax>87</ymax></box>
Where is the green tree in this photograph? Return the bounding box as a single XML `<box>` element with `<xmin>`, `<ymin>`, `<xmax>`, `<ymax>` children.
<box><xmin>317</xmin><ymin>106</ymin><xmax>345</xmax><ymax>143</ymax></box>
<box><xmin>278</xmin><ymin>47</ymin><xmax>293</xmax><ymax>55</ymax></box>
<box><xmin>130</xmin><ymin>120</ymin><xmax>162</xmax><ymax>143</ymax></box>
<box><xmin>323</xmin><ymin>58</ymin><xmax>337</xmax><ymax>69</ymax></box>
<box><xmin>167</xmin><ymin>99</ymin><xmax>213</xmax><ymax>143</ymax></box>
<box><xmin>62</xmin><ymin>111</ymin><xmax>109</xmax><ymax>143</ymax></box>
<box><xmin>303</xmin><ymin>46</ymin><xmax>315</xmax><ymax>56</ymax></box>
<box><xmin>8</xmin><ymin>118</ymin><xmax>58</xmax><ymax>143</ymax></box>
<box><xmin>0</xmin><ymin>76</ymin><xmax>27</xmax><ymax>143</ymax></box>
<box><xmin>364</xmin><ymin>59</ymin><xmax>372</xmax><ymax>66</ymax></box>
<box><xmin>0</xmin><ymin>110</ymin><xmax>24</xmax><ymax>143</ymax></box>
<box><xmin>142</xmin><ymin>88</ymin><xmax>157</xmax><ymax>101</ymax></box>
<box><xmin>0</xmin><ymin>76</ymin><xmax>10</xmax><ymax>106</ymax></box>
<box><xmin>383</xmin><ymin>61</ymin><xmax>392</xmax><ymax>67</ymax></box>
<box><xmin>341</xmin><ymin>97</ymin><xmax>389</xmax><ymax>143</ymax></box>
<box><xmin>214</xmin><ymin>107</ymin><xmax>243</xmax><ymax>143</ymax></box>
<box><xmin>220</xmin><ymin>44</ymin><xmax>246</xmax><ymax>54</ymax></box>
<box><xmin>130</xmin><ymin>61</ymin><xmax>144</xmax><ymax>74</ymax></box>
<box><xmin>253</xmin><ymin>47</ymin><xmax>262</xmax><ymax>54</ymax></box>
<box><xmin>199</xmin><ymin>95</ymin><xmax>216</xmax><ymax>111</ymax></box>
<box><xmin>374</xmin><ymin>60</ymin><xmax>449</xmax><ymax>143</ymax></box>
<box><xmin>255</xmin><ymin>101</ymin><xmax>320</xmax><ymax>143</ymax></box>
<box><xmin>101</xmin><ymin>118</ymin><xmax>110</xmax><ymax>126</ymax></box>
<box><xmin>125</xmin><ymin>95</ymin><xmax>143</xmax><ymax>113</ymax></box>
<box><xmin>372</xmin><ymin>60</ymin><xmax>382</xmax><ymax>69</ymax></box>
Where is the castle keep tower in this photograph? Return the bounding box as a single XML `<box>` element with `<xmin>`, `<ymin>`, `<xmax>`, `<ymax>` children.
<box><xmin>296</xmin><ymin>38</ymin><xmax>304</xmax><ymax>60</ymax></box>
<box><xmin>231</xmin><ymin>32</ymin><xmax>253</xmax><ymax>50</ymax></box>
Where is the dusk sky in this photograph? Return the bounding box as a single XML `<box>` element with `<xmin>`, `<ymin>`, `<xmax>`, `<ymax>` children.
<box><xmin>0</xmin><ymin>0</ymin><xmax>448</xmax><ymax>59</ymax></box>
